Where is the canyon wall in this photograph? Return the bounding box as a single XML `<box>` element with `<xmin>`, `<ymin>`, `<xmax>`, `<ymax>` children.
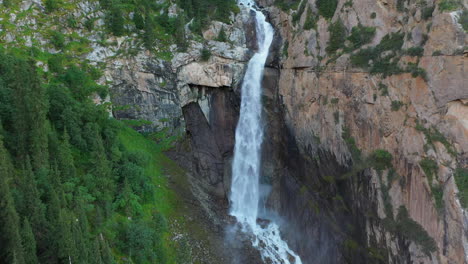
<box><xmin>106</xmin><ymin>0</ymin><xmax>467</xmax><ymax>263</ymax></box>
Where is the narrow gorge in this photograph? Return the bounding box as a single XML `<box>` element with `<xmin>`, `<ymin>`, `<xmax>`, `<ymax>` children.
<box><xmin>0</xmin><ymin>0</ymin><xmax>467</xmax><ymax>263</ymax></box>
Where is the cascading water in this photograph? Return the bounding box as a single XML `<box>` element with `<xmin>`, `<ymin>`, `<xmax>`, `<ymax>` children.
<box><xmin>229</xmin><ymin>1</ymin><xmax>302</xmax><ymax>263</ymax></box>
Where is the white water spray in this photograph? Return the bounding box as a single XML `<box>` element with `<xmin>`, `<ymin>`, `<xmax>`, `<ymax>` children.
<box><xmin>229</xmin><ymin>1</ymin><xmax>302</xmax><ymax>263</ymax></box>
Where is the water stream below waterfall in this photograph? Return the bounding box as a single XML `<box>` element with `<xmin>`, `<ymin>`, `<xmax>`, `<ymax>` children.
<box><xmin>229</xmin><ymin>1</ymin><xmax>302</xmax><ymax>263</ymax></box>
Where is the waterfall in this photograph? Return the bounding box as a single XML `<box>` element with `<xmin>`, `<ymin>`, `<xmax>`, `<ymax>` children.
<box><xmin>229</xmin><ymin>1</ymin><xmax>302</xmax><ymax>263</ymax></box>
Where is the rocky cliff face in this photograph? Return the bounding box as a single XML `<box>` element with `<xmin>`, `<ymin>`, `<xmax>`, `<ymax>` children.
<box><xmin>255</xmin><ymin>0</ymin><xmax>467</xmax><ymax>263</ymax></box>
<box><xmin>107</xmin><ymin>0</ymin><xmax>468</xmax><ymax>263</ymax></box>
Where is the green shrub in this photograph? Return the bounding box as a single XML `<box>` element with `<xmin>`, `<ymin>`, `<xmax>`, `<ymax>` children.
<box><xmin>406</xmin><ymin>62</ymin><xmax>428</xmax><ymax>81</ymax></box>
<box><xmin>274</xmin><ymin>0</ymin><xmax>300</xmax><ymax>11</ymax></box>
<box><xmin>48</xmin><ymin>55</ymin><xmax>64</xmax><ymax>73</ymax></box>
<box><xmin>322</xmin><ymin>95</ymin><xmax>328</xmax><ymax>105</ymax></box>
<box><xmin>350</xmin><ymin>32</ymin><xmax>404</xmax><ymax>75</ymax></box>
<box><xmin>378</xmin><ymin>32</ymin><xmax>405</xmax><ymax>52</ymax></box>
<box><xmin>326</xmin><ymin>19</ymin><xmax>346</xmax><ymax>54</ymax></box>
<box><xmin>346</xmin><ymin>24</ymin><xmax>376</xmax><ymax>50</ymax></box>
<box><xmin>107</xmin><ymin>7</ymin><xmax>125</xmax><ymax>36</ymax></box>
<box><xmin>370</xmin><ymin>12</ymin><xmax>376</xmax><ymax>19</ymax></box>
<box><xmin>45</xmin><ymin>0</ymin><xmax>61</xmax><ymax>12</ymax></box>
<box><xmin>396</xmin><ymin>0</ymin><xmax>406</xmax><ymax>12</ymax></box>
<box><xmin>432</xmin><ymin>50</ymin><xmax>442</xmax><ymax>56</ymax></box>
<box><xmin>216</xmin><ymin>27</ymin><xmax>228</xmax><ymax>42</ymax></box>
<box><xmin>84</xmin><ymin>18</ymin><xmax>96</xmax><ymax>31</ymax></box>
<box><xmin>439</xmin><ymin>0</ymin><xmax>461</xmax><ymax>12</ymax></box>
<box><xmin>316</xmin><ymin>0</ymin><xmax>338</xmax><ymax>19</ymax></box>
<box><xmin>333</xmin><ymin>111</ymin><xmax>339</xmax><ymax>124</ymax></box>
<box><xmin>67</xmin><ymin>16</ymin><xmax>78</xmax><ymax>28</ymax></box>
<box><xmin>370</xmin><ymin>149</ymin><xmax>393</xmax><ymax>171</ymax></box>
<box><xmin>50</xmin><ymin>31</ymin><xmax>65</xmax><ymax>49</ymax></box>
<box><xmin>133</xmin><ymin>11</ymin><xmax>145</xmax><ymax>30</ymax></box>
<box><xmin>331</xmin><ymin>98</ymin><xmax>339</xmax><ymax>104</ymax></box>
<box><xmin>200</xmin><ymin>48</ymin><xmax>211</xmax><ymax>61</ymax></box>
<box><xmin>405</xmin><ymin>46</ymin><xmax>424</xmax><ymax>57</ymax></box>
<box><xmin>391</xmin><ymin>100</ymin><xmax>404</xmax><ymax>111</ymax></box>
<box><xmin>303</xmin><ymin>7</ymin><xmax>316</xmax><ymax>30</ymax></box>
<box><xmin>370</xmin><ymin>56</ymin><xmax>403</xmax><ymax>77</ymax></box>
<box><xmin>422</xmin><ymin>6</ymin><xmax>435</xmax><ymax>20</ymax></box>
<box><xmin>378</xmin><ymin>83</ymin><xmax>389</xmax><ymax>96</ymax></box>
<box><xmin>454</xmin><ymin>168</ymin><xmax>468</xmax><ymax>207</ymax></box>
<box><xmin>342</xmin><ymin>127</ymin><xmax>361</xmax><ymax>161</ymax></box>
<box><xmin>459</xmin><ymin>9</ymin><xmax>468</xmax><ymax>32</ymax></box>
<box><xmin>350</xmin><ymin>47</ymin><xmax>377</xmax><ymax>69</ymax></box>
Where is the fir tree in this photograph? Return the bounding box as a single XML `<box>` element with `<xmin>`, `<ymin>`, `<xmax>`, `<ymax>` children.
<box><xmin>21</xmin><ymin>219</ymin><xmax>39</xmax><ymax>264</ymax></box>
<box><xmin>16</xmin><ymin>158</ymin><xmax>47</xmax><ymax>240</ymax></box>
<box><xmin>90</xmin><ymin>238</ymin><xmax>103</xmax><ymax>264</ymax></box>
<box><xmin>0</xmin><ymin>137</ymin><xmax>25</xmax><ymax>263</ymax></box>
<box><xmin>108</xmin><ymin>6</ymin><xmax>125</xmax><ymax>36</ymax></box>
<box><xmin>133</xmin><ymin>10</ymin><xmax>144</xmax><ymax>30</ymax></box>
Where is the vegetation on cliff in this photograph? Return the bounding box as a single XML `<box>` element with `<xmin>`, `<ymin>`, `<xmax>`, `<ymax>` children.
<box><xmin>0</xmin><ymin>47</ymin><xmax>186</xmax><ymax>263</ymax></box>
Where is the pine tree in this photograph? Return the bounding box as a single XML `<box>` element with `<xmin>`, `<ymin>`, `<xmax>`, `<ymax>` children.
<box><xmin>90</xmin><ymin>238</ymin><xmax>103</xmax><ymax>264</ymax></box>
<box><xmin>174</xmin><ymin>15</ymin><xmax>187</xmax><ymax>51</ymax></box>
<box><xmin>133</xmin><ymin>10</ymin><xmax>144</xmax><ymax>30</ymax></box>
<box><xmin>0</xmin><ymin>137</ymin><xmax>25</xmax><ymax>263</ymax></box>
<box><xmin>57</xmin><ymin>129</ymin><xmax>76</xmax><ymax>182</ymax></box>
<box><xmin>99</xmin><ymin>236</ymin><xmax>115</xmax><ymax>264</ymax></box>
<box><xmin>57</xmin><ymin>209</ymin><xmax>76</xmax><ymax>263</ymax></box>
<box><xmin>72</xmin><ymin>220</ymin><xmax>89</xmax><ymax>263</ymax></box>
<box><xmin>21</xmin><ymin>219</ymin><xmax>39</xmax><ymax>264</ymax></box>
<box><xmin>16</xmin><ymin>158</ymin><xmax>47</xmax><ymax>239</ymax></box>
<box><xmin>108</xmin><ymin>6</ymin><xmax>125</xmax><ymax>36</ymax></box>
<box><xmin>43</xmin><ymin>188</ymin><xmax>61</xmax><ymax>263</ymax></box>
<box><xmin>11</xmin><ymin>59</ymin><xmax>49</xmax><ymax>170</ymax></box>
<box><xmin>216</xmin><ymin>27</ymin><xmax>227</xmax><ymax>42</ymax></box>
<box><xmin>143</xmin><ymin>16</ymin><xmax>156</xmax><ymax>49</ymax></box>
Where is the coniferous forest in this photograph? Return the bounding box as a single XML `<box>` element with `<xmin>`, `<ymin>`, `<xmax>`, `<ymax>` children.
<box><xmin>0</xmin><ymin>49</ymin><xmax>174</xmax><ymax>263</ymax></box>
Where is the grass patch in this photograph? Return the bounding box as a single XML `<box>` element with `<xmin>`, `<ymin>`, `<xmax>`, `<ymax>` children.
<box><xmin>454</xmin><ymin>168</ymin><xmax>468</xmax><ymax>208</ymax></box>
<box><xmin>458</xmin><ymin>9</ymin><xmax>468</xmax><ymax>32</ymax></box>
<box><xmin>439</xmin><ymin>0</ymin><xmax>462</xmax><ymax>12</ymax></box>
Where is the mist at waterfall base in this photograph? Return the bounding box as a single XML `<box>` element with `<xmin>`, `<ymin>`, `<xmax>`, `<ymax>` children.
<box><xmin>228</xmin><ymin>1</ymin><xmax>302</xmax><ymax>263</ymax></box>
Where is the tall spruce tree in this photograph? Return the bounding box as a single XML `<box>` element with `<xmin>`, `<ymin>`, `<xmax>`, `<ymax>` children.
<box><xmin>0</xmin><ymin>137</ymin><xmax>25</xmax><ymax>263</ymax></box>
<box><xmin>21</xmin><ymin>218</ymin><xmax>39</xmax><ymax>264</ymax></box>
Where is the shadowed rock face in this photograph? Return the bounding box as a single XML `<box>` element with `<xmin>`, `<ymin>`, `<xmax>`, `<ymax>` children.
<box><xmin>181</xmin><ymin>88</ymin><xmax>239</xmax><ymax>199</ymax></box>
